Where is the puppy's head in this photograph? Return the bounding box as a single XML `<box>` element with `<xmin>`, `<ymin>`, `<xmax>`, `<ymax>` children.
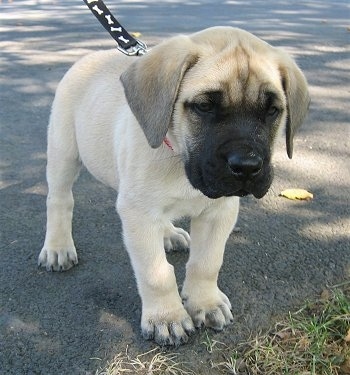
<box><xmin>121</xmin><ymin>26</ymin><xmax>310</xmax><ymax>199</ymax></box>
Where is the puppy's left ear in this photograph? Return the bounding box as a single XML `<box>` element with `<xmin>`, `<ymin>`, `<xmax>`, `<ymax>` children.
<box><xmin>278</xmin><ymin>53</ymin><xmax>310</xmax><ymax>158</ymax></box>
<box><xmin>120</xmin><ymin>37</ymin><xmax>198</xmax><ymax>148</ymax></box>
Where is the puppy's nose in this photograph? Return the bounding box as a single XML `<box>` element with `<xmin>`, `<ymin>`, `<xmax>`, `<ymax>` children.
<box><xmin>227</xmin><ymin>152</ymin><xmax>263</xmax><ymax>181</ymax></box>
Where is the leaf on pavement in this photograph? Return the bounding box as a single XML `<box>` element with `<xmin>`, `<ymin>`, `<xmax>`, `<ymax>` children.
<box><xmin>279</xmin><ymin>188</ymin><xmax>314</xmax><ymax>201</ymax></box>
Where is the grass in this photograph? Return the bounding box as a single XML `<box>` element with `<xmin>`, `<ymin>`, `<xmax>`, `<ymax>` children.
<box><xmin>95</xmin><ymin>282</ymin><xmax>350</xmax><ymax>375</ymax></box>
<box><xmin>214</xmin><ymin>282</ymin><xmax>350</xmax><ymax>375</ymax></box>
<box><xmin>95</xmin><ymin>347</ymin><xmax>196</xmax><ymax>375</ymax></box>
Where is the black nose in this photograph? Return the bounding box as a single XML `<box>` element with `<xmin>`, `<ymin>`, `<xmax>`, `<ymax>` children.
<box><xmin>227</xmin><ymin>152</ymin><xmax>263</xmax><ymax>181</ymax></box>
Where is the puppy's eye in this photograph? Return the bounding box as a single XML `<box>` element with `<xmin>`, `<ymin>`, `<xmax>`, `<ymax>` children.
<box><xmin>192</xmin><ymin>101</ymin><xmax>215</xmax><ymax>114</ymax></box>
<box><xmin>266</xmin><ymin>105</ymin><xmax>280</xmax><ymax>120</ymax></box>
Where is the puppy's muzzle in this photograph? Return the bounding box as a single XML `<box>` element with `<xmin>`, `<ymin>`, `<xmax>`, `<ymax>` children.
<box><xmin>185</xmin><ymin>142</ymin><xmax>272</xmax><ymax>200</ymax></box>
<box><xmin>227</xmin><ymin>151</ymin><xmax>263</xmax><ymax>181</ymax></box>
<box><xmin>224</xmin><ymin>147</ymin><xmax>268</xmax><ymax>198</ymax></box>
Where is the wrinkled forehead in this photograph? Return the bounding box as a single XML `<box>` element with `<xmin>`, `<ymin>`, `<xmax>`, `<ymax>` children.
<box><xmin>181</xmin><ymin>45</ymin><xmax>284</xmax><ymax>106</ymax></box>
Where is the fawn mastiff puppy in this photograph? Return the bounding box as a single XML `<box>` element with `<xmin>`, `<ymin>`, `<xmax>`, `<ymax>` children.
<box><xmin>39</xmin><ymin>27</ymin><xmax>310</xmax><ymax>345</ymax></box>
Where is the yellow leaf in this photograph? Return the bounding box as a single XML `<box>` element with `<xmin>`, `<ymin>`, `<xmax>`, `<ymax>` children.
<box><xmin>279</xmin><ymin>188</ymin><xmax>314</xmax><ymax>201</ymax></box>
<box><xmin>130</xmin><ymin>32</ymin><xmax>142</xmax><ymax>38</ymax></box>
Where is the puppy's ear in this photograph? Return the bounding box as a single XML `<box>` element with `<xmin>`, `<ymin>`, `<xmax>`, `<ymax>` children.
<box><xmin>120</xmin><ymin>37</ymin><xmax>198</xmax><ymax>148</ymax></box>
<box><xmin>278</xmin><ymin>53</ymin><xmax>310</xmax><ymax>158</ymax></box>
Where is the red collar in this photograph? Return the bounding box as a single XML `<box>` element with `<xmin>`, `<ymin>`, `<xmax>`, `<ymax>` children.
<box><xmin>163</xmin><ymin>137</ymin><xmax>173</xmax><ymax>151</ymax></box>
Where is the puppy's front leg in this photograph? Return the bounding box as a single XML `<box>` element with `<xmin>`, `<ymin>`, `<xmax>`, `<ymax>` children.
<box><xmin>117</xmin><ymin>201</ymin><xmax>194</xmax><ymax>346</ymax></box>
<box><xmin>182</xmin><ymin>197</ymin><xmax>239</xmax><ymax>331</ymax></box>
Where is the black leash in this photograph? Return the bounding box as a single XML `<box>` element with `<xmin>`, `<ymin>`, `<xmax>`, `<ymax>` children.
<box><xmin>83</xmin><ymin>0</ymin><xmax>147</xmax><ymax>56</ymax></box>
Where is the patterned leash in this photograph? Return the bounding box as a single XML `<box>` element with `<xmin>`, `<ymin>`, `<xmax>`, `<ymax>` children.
<box><xmin>83</xmin><ymin>0</ymin><xmax>148</xmax><ymax>56</ymax></box>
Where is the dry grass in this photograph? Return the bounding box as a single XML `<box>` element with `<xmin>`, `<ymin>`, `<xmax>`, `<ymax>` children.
<box><xmin>212</xmin><ymin>282</ymin><xmax>350</xmax><ymax>375</ymax></box>
<box><xmin>96</xmin><ymin>282</ymin><xmax>350</xmax><ymax>375</ymax></box>
<box><xmin>95</xmin><ymin>347</ymin><xmax>196</xmax><ymax>375</ymax></box>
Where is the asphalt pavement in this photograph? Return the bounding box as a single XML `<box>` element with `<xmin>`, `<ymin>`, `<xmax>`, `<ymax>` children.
<box><xmin>0</xmin><ymin>0</ymin><xmax>349</xmax><ymax>374</ymax></box>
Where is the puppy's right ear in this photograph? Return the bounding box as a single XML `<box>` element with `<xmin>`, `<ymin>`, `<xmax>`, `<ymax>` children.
<box><xmin>120</xmin><ymin>36</ymin><xmax>198</xmax><ymax>148</ymax></box>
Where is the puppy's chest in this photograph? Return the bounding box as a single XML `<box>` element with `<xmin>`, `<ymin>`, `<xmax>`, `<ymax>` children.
<box><xmin>162</xmin><ymin>195</ymin><xmax>211</xmax><ymax>220</ymax></box>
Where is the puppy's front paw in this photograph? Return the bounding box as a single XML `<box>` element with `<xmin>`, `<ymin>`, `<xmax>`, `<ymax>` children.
<box><xmin>141</xmin><ymin>307</ymin><xmax>195</xmax><ymax>346</ymax></box>
<box><xmin>182</xmin><ymin>288</ymin><xmax>233</xmax><ymax>331</ymax></box>
<box><xmin>164</xmin><ymin>224</ymin><xmax>190</xmax><ymax>252</ymax></box>
<box><xmin>38</xmin><ymin>246</ymin><xmax>78</xmax><ymax>272</ymax></box>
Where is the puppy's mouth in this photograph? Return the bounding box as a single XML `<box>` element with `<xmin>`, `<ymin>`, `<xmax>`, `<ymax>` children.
<box><xmin>201</xmin><ymin>186</ymin><xmax>269</xmax><ymax>200</ymax></box>
<box><xmin>185</xmin><ymin>161</ymin><xmax>272</xmax><ymax>200</ymax></box>
<box><xmin>232</xmin><ymin>189</ymin><xmax>250</xmax><ymax>197</ymax></box>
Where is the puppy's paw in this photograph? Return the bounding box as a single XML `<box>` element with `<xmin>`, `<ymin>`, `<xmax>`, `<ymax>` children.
<box><xmin>141</xmin><ymin>307</ymin><xmax>195</xmax><ymax>346</ymax></box>
<box><xmin>164</xmin><ymin>224</ymin><xmax>190</xmax><ymax>252</ymax></box>
<box><xmin>182</xmin><ymin>289</ymin><xmax>233</xmax><ymax>331</ymax></box>
<box><xmin>38</xmin><ymin>246</ymin><xmax>78</xmax><ymax>272</ymax></box>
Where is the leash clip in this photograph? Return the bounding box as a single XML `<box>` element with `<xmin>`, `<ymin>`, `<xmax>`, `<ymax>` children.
<box><xmin>83</xmin><ymin>0</ymin><xmax>148</xmax><ymax>57</ymax></box>
<box><xmin>117</xmin><ymin>39</ymin><xmax>148</xmax><ymax>56</ymax></box>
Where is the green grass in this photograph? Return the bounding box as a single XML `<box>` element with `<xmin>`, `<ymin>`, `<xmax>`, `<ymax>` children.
<box><xmin>95</xmin><ymin>282</ymin><xmax>350</xmax><ymax>375</ymax></box>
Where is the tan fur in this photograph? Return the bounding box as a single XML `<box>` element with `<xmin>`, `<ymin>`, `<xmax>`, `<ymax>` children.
<box><xmin>39</xmin><ymin>27</ymin><xmax>309</xmax><ymax>346</ymax></box>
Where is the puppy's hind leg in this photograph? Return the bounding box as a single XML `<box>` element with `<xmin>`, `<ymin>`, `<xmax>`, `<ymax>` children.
<box><xmin>39</xmin><ymin>115</ymin><xmax>81</xmax><ymax>272</ymax></box>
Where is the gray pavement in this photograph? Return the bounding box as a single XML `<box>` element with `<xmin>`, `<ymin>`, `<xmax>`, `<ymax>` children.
<box><xmin>0</xmin><ymin>0</ymin><xmax>349</xmax><ymax>374</ymax></box>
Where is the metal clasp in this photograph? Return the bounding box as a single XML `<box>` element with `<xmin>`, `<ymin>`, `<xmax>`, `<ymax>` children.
<box><xmin>117</xmin><ymin>39</ymin><xmax>148</xmax><ymax>56</ymax></box>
